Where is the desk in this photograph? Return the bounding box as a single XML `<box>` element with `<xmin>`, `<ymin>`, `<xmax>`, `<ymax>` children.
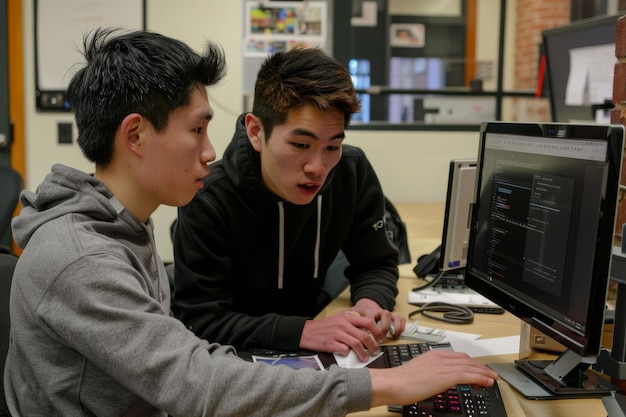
<box><xmin>318</xmin><ymin>202</ymin><xmax>608</xmax><ymax>417</ymax></box>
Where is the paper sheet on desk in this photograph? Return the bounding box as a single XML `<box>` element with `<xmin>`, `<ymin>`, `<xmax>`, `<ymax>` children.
<box><xmin>449</xmin><ymin>335</ymin><xmax>520</xmax><ymax>358</ymax></box>
<box><xmin>418</xmin><ymin>328</ymin><xmax>519</xmax><ymax>358</ymax></box>
<box><xmin>333</xmin><ymin>350</ymin><xmax>383</xmax><ymax>368</ymax></box>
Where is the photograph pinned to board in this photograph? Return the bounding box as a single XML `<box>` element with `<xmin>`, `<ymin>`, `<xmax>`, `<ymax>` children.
<box><xmin>244</xmin><ymin>1</ymin><xmax>327</xmax><ymax>57</ymax></box>
<box><xmin>390</xmin><ymin>23</ymin><xmax>425</xmax><ymax>48</ymax></box>
<box><xmin>252</xmin><ymin>354</ymin><xmax>325</xmax><ymax>370</ymax></box>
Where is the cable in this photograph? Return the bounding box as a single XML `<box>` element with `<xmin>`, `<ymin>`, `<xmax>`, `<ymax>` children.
<box><xmin>408</xmin><ymin>302</ymin><xmax>474</xmax><ymax>324</ymax></box>
<box><xmin>411</xmin><ymin>269</ymin><xmax>444</xmax><ymax>292</ymax></box>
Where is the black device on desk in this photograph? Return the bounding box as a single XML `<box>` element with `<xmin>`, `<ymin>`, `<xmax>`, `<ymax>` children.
<box><xmin>465</xmin><ymin>121</ymin><xmax>624</xmax><ymax>399</ymax></box>
<box><xmin>411</xmin><ymin>158</ymin><xmax>505</xmax><ymax>319</ymax></box>
<box><xmin>413</xmin><ymin>158</ymin><xmax>477</xmax><ymax>286</ymax></box>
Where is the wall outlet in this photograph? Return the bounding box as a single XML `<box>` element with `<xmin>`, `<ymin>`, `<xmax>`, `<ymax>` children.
<box><xmin>58</xmin><ymin>122</ymin><xmax>72</xmax><ymax>144</ymax></box>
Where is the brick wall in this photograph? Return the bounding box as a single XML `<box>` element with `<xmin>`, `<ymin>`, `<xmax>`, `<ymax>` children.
<box><xmin>513</xmin><ymin>0</ymin><xmax>570</xmax><ymax>121</ymax></box>
<box><xmin>612</xmin><ymin>16</ymin><xmax>626</xmax><ymax>246</ymax></box>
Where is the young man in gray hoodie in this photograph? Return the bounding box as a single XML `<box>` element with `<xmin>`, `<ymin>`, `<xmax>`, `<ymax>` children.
<box><xmin>4</xmin><ymin>28</ymin><xmax>498</xmax><ymax>417</ymax></box>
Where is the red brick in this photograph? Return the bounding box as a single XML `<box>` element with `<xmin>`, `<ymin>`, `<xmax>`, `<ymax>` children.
<box><xmin>616</xmin><ymin>17</ymin><xmax>626</xmax><ymax>58</ymax></box>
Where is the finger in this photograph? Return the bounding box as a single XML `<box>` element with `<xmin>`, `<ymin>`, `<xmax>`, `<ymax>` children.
<box><xmin>391</xmin><ymin>315</ymin><xmax>406</xmax><ymax>336</ymax></box>
<box><xmin>344</xmin><ymin>312</ymin><xmax>385</xmax><ymax>341</ymax></box>
<box><xmin>332</xmin><ymin>330</ymin><xmax>370</xmax><ymax>362</ymax></box>
<box><xmin>330</xmin><ymin>341</ymin><xmax>351</xmax><ymax>357</ymax></box>
<box><xmin>340</xmin><ymin>324</ymin><xmax>380</xmax><ymax>361</ymax></box>
<box><xmin>351</xmin><ymin>328</ymin><xmax>381</xmax><ymax>358</ymax></box>
<box><xmin>350</xmin><ymin>337</ymin><xmax>377</xmax><ymax>362</ymax></box>
<box><xmin>362</xmin><ymin>320</ymin><xmax>385</xmax><ymax>342</ymax></box>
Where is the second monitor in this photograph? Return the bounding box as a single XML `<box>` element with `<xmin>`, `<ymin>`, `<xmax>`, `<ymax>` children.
<box><xmin>439</xmin><ymin>158</ymin><xmax>477</xmax><ymax>278</ymax></box>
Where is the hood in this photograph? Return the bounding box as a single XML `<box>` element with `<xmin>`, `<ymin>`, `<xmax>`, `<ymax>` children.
<box><xmin>11</xmin><ymin>164</ymin><xmax>121</xmax><ymax>248</ymax></box>
<box><xmin>220</xmin><ymin>114</ymin><xmax>265</xmax><ymax>196</ymax></box>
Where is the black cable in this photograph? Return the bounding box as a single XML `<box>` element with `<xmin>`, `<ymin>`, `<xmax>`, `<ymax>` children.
<box><xmin>408</xmin><ymin>302</ymin><xmax>474</xmax><ymax>324</ymax></box>
<box><xmin>411</xmin><ymin>269</ymin><xmax>444</xmax><ymax>292</ymax></box>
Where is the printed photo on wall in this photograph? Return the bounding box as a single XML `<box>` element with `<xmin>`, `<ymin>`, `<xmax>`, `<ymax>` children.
<box><xmin>244</xmin><ymin>1</ymin><xmax>327</xmax><ymax>57</ymax></box>
<box><xmin>390</xmin><ymin>23</ymin><xmax>425</xmax><ymax>48</ymax></box>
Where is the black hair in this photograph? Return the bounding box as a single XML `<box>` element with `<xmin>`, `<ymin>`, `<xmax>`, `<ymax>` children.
<box><xmin>252</xmin><ymin>47</ymin><xmax>360</xmax><ymax>139</ymax></box>
<box><xmin>67</xmin><ymin>27</ymin><xmax>227</xmax><ymax>165</ymax></box>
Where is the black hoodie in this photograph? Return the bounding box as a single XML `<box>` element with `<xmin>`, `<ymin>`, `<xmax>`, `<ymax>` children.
<box><xmin>173</xmin><ymin>113</ymin><xmax>399</xmax><ymax>352</ymax></box>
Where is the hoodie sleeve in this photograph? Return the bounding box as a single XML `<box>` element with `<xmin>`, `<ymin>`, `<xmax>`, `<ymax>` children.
<box><xmin>338</xmin><ymin>147</ymin><xmax>400</xmax><ymax>311</ymax></box>
<box><xmin>36</xmin><ymin>253</ymin><xmax>372</xmax><ymax>416</ymax></box>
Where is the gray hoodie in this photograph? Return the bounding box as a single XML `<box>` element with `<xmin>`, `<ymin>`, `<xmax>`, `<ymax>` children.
<box><xmin>4</xmin><ymin>164</ymin><xmax>371</xmax><ymax>417</ymax></box>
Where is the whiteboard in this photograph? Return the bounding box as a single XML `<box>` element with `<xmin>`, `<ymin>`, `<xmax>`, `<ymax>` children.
<box><xmin>35</xmin><ymin>0</ymin><xmax>144</xmax><ymax>110</ymax></box>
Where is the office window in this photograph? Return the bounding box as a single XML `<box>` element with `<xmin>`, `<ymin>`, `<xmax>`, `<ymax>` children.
<box><xmin>241</xmin><ymin>0</ymin><xmax>580</xmax><ymax>129</ymax></box>
<box><xmin>332</xmin><ymin>0</ymin><xmax>573</xmax><ymax>130</ymax></box>
<box><xmin>349</xmin><ymin>58</ymin><xmax>371</xmax><ymax>123</ymax></box>
<box><xmin>388</xmin><ymin>58</ymin><xmax>444</xmax><ymax>123</ymax></box>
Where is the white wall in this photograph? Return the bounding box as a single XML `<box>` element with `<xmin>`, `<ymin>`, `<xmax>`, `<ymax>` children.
<box><xmin>21</xmin><ymin>0</ymin><xmax>507</xmax><ymax>262</ymax></box>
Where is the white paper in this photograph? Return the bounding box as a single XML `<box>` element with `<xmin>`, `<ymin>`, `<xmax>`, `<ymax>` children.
<box><xmin>450</xmin><ymin>335</ymin><xmax>520</xmax><ymax>358</ymax></box>
<box><xmin>333</xmin><ymin>349</ymin><xmax>383</xmax><ymax>368</ymax></box>
<box><xmin>565</xmin><ymin>44</ymin><xmax>614</xmax><ymax>106</ymax></box>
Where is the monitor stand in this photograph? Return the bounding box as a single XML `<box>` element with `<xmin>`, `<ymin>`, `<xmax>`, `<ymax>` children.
<box><xmin>489</xmin><ymin>349</ymin><xmax>614</xmax><ymax>400</ymax></box>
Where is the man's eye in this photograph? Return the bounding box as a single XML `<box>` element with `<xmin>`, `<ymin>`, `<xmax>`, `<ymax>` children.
<box><xmin>194</xmin><ymin>127</ymin><xmax>202</xmax><ymax>134</ymax></box>
<box><xmin>327</xmin><ymin>146</ymin><xmax>341</xmax><ymax>151</ymax></box>
<box><xmin>292</xmin><ymin>143</ymin><xmax>309</xmax><ymax>149</ymax></box>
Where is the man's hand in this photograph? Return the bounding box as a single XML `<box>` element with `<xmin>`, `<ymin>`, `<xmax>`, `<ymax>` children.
<box><xmin>369</xmin><ymin>349</ymin><xmax>499</xmax><ymax>407</ymax></box>
<box><xmin>352</xmin><ymin>298</ymin><xmax>406</xmax><ymax>341</ymax></box>
<box><xmin>299</xmin><ymin>298</ymin><xmax>406</xmax><ymax>362</ymax></box>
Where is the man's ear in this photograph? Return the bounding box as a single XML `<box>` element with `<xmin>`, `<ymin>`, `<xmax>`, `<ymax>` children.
<box><xmin>120</xmin><ymin>113</ymin><xmax>144</xmax><ymax>157</ymax></box>
<box><xmin>245</xmin><ymin>113</ymin><xmax>264</xmax><ymax>152</ymax></box>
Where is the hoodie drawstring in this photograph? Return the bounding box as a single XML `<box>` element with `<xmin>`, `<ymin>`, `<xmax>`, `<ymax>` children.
<box><xmin>276</xmin><ymin>195</ymin><xmax>322</xmax><ymax>289</ymax></box>
<box><xmin>277</xmin><ymin>201</ymin><xmax>285</xmax><ymax>289</ymax></box>
<box><xmin>313</xmin><ymin>195</ymin><xmax>321</xmax><ymax>279</ymax></box>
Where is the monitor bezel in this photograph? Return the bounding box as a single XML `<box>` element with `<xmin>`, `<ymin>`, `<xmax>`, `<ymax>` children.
<box><xmin>465</xmin><ymin>121</ymin><xmax>624</xmax><ymax>357</ymax></box>
<box><xmin>439</xmin><ymin>158</ymin><xmax>477</xmax><ymax>272</ymax></box>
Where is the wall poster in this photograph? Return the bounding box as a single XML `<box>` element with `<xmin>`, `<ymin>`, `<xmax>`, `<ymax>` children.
<box><xmin>389</xmin><ymin>23</ymin><xmax>425</xmax><ymax>48</ymax></box>
<box><xmin>244</xmin><ymin>1</ymin><xmax>327</xmax><ymax>57</ymax></box>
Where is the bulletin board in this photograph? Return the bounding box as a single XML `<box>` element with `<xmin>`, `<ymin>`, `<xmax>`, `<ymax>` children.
<box><xmin>34</xmin><ymin>0</ymin><xmax>145</xmax><ymax>112</ymax></box>
<box><xmin>244</xmin><ymin>1</ymin><xmax>327</xmax><ymax>57</ymax></box>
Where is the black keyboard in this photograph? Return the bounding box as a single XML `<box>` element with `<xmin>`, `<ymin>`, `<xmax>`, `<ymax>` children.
<box><xmin>381</xmin><ymin>343</ymin><xmax>508</xmax><ymax>417</ymax></box>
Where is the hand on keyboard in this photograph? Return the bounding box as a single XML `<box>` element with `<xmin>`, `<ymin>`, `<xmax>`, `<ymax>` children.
<box><xmin>381</xmin><ymin>343</ymin><xmax>508</xmax><ymax>416</ymax></box>
<box><xmin>368</xmin><ymin>348</ymin><xmax>499</xmax><ymax>409</ymax></box>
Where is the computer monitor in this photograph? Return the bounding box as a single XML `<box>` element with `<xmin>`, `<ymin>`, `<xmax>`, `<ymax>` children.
<box><xmin>465</xmin><ymin>121</ymin><xmax>624</xmax><ymax>399</ymax></box>
<box><xmin>542</xmin><ymin>13</ymin><xmax>624</xmax><ymax>123</ymax></box>
<box><xmin>439</xmin><ymin>159</ymin><xmax>476</xmax><ymax>276</ymax></box>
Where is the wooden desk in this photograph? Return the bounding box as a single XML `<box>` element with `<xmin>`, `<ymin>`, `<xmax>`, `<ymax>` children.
<box><xmin>318</xmin><ymin>202</ymin><xmax>609</xmax><ymax>417</ymax></box>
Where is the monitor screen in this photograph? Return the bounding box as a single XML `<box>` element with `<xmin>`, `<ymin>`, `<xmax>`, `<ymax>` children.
<box><xmin>542</xmin><ymin>14</ymin><xmax>624</xmax><ymax>123</ymax></box>
<box><xmin>439</xmin><ymin>158</ymin><xmax>476</xmax><ymax>273</ymax></box>
<box><xmin>465</xmin><ymin>121</ymin><xmax>624</xmax><ymax>399</ymax></box>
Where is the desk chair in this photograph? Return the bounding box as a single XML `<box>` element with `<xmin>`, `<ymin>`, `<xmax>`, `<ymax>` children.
<box><xmin>0</xmin><ymin>167</ymin><xmax>23</xmax><ymax>255</ymax></box>
<box><xmin>0</xmin><ymin>253</ymin><xmax>17</xmax><ymax>417</ymax></box>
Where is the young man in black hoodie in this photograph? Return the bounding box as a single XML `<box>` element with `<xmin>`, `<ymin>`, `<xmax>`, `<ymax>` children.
<box><xmin>173</xmin><ymin>47</ymin><xmax>406</xmax><ymax>362</ymax></box>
